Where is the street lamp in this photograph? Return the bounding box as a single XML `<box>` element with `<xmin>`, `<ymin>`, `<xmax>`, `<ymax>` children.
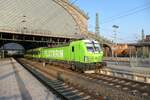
<box><xmin>112</xmin><ymin>25</ymin><xmax>119</xmax><ymax>43</ymax></box>
<box><xmin>112</xmin><ymin>25</ymin><xmax>119</xmax><ymax>58</ymax></box>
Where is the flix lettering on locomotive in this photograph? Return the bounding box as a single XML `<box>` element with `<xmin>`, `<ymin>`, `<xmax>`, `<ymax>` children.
<box><xmin>25</xmin><ymin>39</ymin><xmax>106</xmax><ymax>72</ymax></box>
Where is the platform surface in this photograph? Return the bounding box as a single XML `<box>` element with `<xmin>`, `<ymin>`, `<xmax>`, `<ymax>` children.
<box><xmin>0</xmin><ymin>58</ymin><xmax>59</xmax><ymax>100</ymax></box>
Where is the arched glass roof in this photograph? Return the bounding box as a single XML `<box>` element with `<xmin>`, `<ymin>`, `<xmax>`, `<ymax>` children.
<box><xmin>0</xmin><ymin>0</ymin><xmax>81</xmax><ymax>37</ymax></box>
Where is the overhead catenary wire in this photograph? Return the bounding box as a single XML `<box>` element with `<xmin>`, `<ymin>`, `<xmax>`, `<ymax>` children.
<box><xmin>71</xmin><ymin>0</ymin><xmax>79</xmax><ymax>5</ymax></box>
<box><xmin>101</xmin><ymin>3</ymin><xmax>150</xmax><ymax>24</ymax></box>
<box><xmin>102</xmin><ymin>2</ymin><xmax>150</xmax><ymax>21</ymax></box>
<box><xmin>97</xmin><ymin>27</ymin><xmax>142</xmax><ymax>43</ymax></box>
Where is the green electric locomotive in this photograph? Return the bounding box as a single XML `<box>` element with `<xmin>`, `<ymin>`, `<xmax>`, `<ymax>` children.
<box><xmin>25</xmin><ymin>39</ymin><xmax>105</xmax><ymax>72</ymax></box>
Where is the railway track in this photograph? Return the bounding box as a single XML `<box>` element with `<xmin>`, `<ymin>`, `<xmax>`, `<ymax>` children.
<box><xmin>18</xmin><ymin>58</ymin><xmax>150</xmax><ymax>100</ymax></box>
<box><xmin>83</xmin><ymin>73</ymin><xmax>150</xmax><ymax>97</ymax></box>
<box><xmin>16</xmin><ymin>58</ymin><xmax>102</xmax><ymax>100</ymax></box>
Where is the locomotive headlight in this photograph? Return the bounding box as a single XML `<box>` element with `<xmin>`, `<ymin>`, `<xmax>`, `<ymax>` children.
<box><xmin>84</xmin><ymin>56</ymin><xmax>89</xmax><ymax>62</ymax></box>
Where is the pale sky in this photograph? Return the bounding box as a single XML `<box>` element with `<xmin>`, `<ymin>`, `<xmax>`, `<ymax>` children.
<box><xmin>71</xmin><ymin>0</ymin><xmax>150</xmax><ymax>43</ymax></box>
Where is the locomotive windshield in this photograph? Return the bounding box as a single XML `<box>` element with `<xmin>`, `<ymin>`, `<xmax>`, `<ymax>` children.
<box><xmin>87</xmin><ymin>46</ymin><xmax>94</xmax><ymax>52</ymax></box>
<box><xmin>84</xmin><ymin>40</ymin><xmax>101</xmax><ymax>53</ymax></box>
<box><xmin>86</xmin><ymin>43</ymin><xmax>94</xmax><ymax>52</ymax></box>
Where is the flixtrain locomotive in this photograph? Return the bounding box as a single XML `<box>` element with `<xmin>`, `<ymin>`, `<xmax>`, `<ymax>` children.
<box><xmin>25</xmin><ymin>39</ymin><xmax>105</xmax><ymax>72</ymax></box>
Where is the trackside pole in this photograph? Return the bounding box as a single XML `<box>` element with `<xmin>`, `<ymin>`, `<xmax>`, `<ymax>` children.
<box><xmin>43</xmin><ymin>62</ymin><xmax>46</xmax><ymax>67</ymax></box>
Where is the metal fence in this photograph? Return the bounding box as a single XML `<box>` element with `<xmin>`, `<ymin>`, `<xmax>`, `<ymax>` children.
<box><xmin>130</xmin><ymin>57</ymin><xmax>150</xmax><ymax>68</ymax></box>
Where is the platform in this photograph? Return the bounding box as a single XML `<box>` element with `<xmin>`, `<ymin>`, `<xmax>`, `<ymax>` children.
<box><xmin>0</xmin><ymin>58</ymin><xmax>58</xmax><ymax>100</ymax></box>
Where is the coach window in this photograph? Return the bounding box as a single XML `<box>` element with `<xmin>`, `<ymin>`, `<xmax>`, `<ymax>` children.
<box><xmin>72</xmin><ymin>46</ymin><xmax>74</xmax><ymax>52</ymax></box>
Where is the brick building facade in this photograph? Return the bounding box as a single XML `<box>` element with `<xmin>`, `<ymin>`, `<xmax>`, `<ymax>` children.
<box><xmin>145</xmin><ymin>35</ymin><xmax>150</xmax><ymax>42</ymax></box>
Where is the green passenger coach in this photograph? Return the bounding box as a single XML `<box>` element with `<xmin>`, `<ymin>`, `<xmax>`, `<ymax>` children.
<box><xmin>25</xmin><ymin>39</ymin><xmax>105</xmax><ymax>72</ymax></box>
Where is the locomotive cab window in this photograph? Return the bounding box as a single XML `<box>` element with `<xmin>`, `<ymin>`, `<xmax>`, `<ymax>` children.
<box><xmin>87</xmin><ymin>46</ymin><xmax>94</xmax><ymax>52</ymax></box>
<box><xmin>72</xmin><ymin>46</ymin><xmax>74</xmax><ymax>52</ymax></box>
<box><xmin>86</xmin><ymin>43</ymin><xmax>94</xmax><ymax>53</ymax></box>
<box><xmin>85</xmin><ymin>41</ymin><xmax>101</xmax><ymax>53</ymax></box>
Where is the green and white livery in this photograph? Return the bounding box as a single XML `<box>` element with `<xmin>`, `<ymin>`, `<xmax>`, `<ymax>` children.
<box><xmin>25</xmin><ymin>39</ymin><xmax>105</xmax><ymax>72</ymax></box>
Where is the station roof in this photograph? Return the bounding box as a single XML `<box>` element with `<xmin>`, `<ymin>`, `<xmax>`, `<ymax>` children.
<box><xmin>0</xmin><ymin>0</ymin><xmax>85</xmax><ymax>38</ymax></box>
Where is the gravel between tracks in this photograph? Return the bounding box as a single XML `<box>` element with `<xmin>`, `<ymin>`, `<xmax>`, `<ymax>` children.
<box><xmin>21</xmin><ymin>58</ymin><xmax>149</xmax><ymax>100</ymax></box>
